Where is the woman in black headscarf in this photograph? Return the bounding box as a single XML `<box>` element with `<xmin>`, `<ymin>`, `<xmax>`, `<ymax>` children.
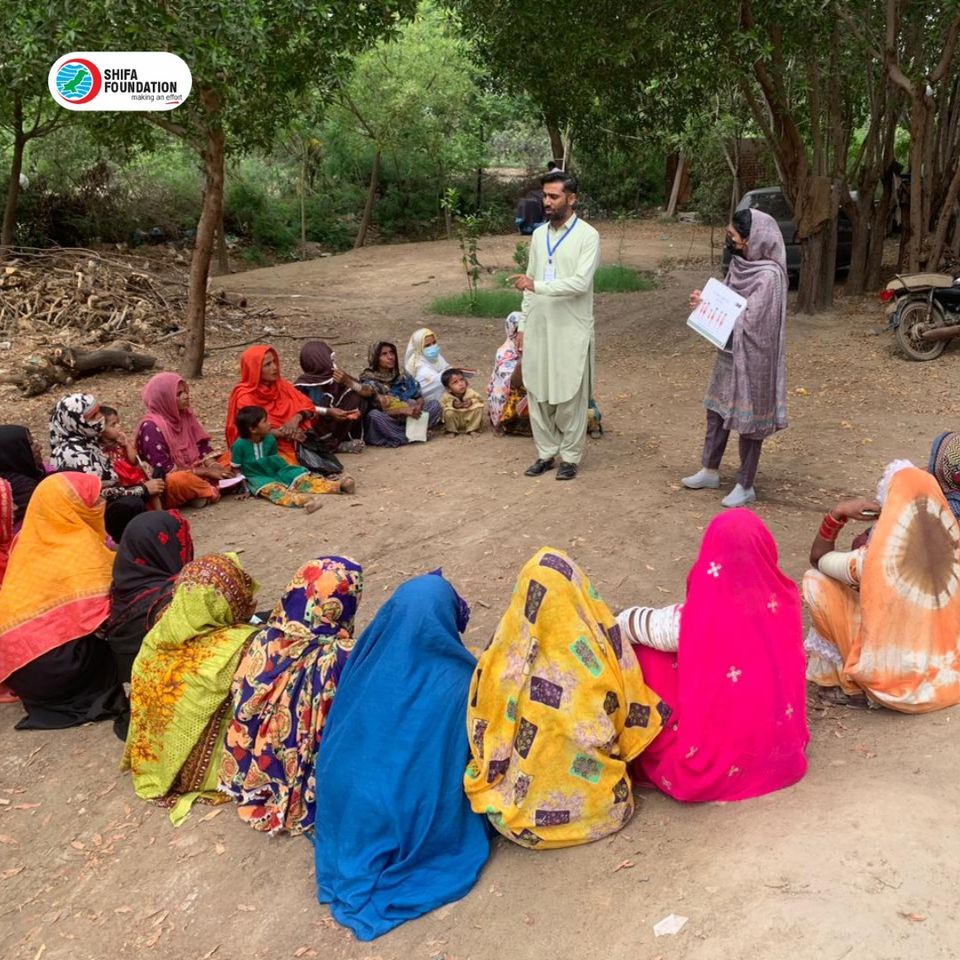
<box><xmin>103</xmin><ymin>510</ymin><xmax>194</xmax><ymax>682</ymax></box>
<box><xmin>294</xmin><ymin>341</ymin><xmax>369</xmax><ymax>454</ymax></box>
<box><xmin>0</xmin><ymin>425</ymin><xmax>46</xmax><ymax>527</ymax></box>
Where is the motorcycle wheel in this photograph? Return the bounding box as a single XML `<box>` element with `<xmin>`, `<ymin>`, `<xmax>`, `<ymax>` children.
<box><xmin>895</xmin><ymin>299</ymin><xmax>948</xmax><ymax>361</ymax></box>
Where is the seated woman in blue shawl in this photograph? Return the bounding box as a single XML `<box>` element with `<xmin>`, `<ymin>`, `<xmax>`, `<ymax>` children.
<box><xmin>312</xmin><ymin>570</ymin><xmax>489</xmax><ymax>941</ymax></box>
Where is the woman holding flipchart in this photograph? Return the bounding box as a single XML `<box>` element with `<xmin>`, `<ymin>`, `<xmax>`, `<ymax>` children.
<box><xmin>681</xmin><ymin>208</ymin><xmax>788</xmax><ymax>507</ymax></box>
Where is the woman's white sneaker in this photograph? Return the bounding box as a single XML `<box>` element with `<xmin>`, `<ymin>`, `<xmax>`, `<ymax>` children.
<box><xmin>681</xmin><ymin>468</ymin><xmax>720</xmax><ymax>489</ymax></box>
<box><xmin>721</xmin><ymin>484</ymin><xmax>756</xmax><ymax>508</ymax></box>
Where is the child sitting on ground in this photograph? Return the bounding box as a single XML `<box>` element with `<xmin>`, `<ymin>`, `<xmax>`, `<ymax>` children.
<box><xmin>440</xmin><ymin>368</ymin><xmax>484</xmax><ymax>435</ymax></box>
<box><xmin>100</xmin><ymin>405</ymin><xmax>164</xmax><ymax>509</ymax></box>
<box><xmin>231</xmin><ymin>406</ymin><xmax>355</xmax><ymax>512</ymax></box>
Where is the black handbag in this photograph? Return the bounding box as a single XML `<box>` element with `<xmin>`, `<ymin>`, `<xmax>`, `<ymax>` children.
<box><xmin>296</xmin><ymin>432</ymin><xmax>344</xmax><ymax>476</ymax></box>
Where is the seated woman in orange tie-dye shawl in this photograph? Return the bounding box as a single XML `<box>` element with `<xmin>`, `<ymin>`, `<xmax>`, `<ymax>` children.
<box><xmin>803</xmin><ymin>461</ymin><xmax>960</xmax><ymax>712</ymax></box>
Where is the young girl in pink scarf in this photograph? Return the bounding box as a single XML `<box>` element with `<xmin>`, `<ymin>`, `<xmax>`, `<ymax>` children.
<box><xmin>617</xmin><ymin>509</ymin><xmax>808</xmax><ymax>802</ymax></box>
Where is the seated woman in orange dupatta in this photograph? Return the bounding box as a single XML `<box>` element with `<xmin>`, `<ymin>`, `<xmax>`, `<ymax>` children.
<box><xmin>226</xmin><ymin>346</ymin><xmax>314</xmax><ymax>465</ymax></box>
<box><xmin>137</xmin><ymin>373</ymin><xmax>232</xmax><ymax>508</ymax></box>
<box><xmin>803</xmin><ymin>462</ymin><xmax>960</xmax><ymax>712</ymax></box>
<box><xmin>0</xmin><ymin>473</ymin><xmax>126</xmax><ymax>731</ymax></box>
<box><xmin>0</xmin><ymin>478</ymin><xmax>13</xmax><ymax>584</ymax></box>
<box><xmin>0</xmin><ymin>478</ymin><xmax>15</xmax><ymax>703</ymax></box>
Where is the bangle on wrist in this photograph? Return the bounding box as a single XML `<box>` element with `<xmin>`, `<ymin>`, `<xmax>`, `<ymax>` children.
<box><xmin>819</xmin><ymin>511</ymin><xmax>847</xmax><ymax>541</ymax></box>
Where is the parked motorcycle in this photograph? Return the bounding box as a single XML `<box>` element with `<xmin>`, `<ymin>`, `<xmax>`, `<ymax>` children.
<box><xmin>881</xmin><ymin>270</ymin><xmax>960</xmax><ymax>360</ymax></box>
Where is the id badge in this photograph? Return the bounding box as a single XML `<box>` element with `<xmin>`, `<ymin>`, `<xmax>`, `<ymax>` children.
<box><xmin>544</xmin><ymin>262</ymin><xmax>556</xmax><ymax>282</ymax></box>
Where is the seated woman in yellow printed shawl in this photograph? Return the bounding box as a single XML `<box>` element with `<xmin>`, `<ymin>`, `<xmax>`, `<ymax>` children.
<box><xmin>123</xmin><ymin>553</ymin><xmax>259</xmax><ymax>823</ymax></box>
<box><xmin>803</xmin><ymin>461</ymin><xmax>960</xmax><ymax>712</ymax></box>
<box><xmin>464</xmin><ymin>547</ymin><xmax>666</xmax><ymax>849</ymax></box>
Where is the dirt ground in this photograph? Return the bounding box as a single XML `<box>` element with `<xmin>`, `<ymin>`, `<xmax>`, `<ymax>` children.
<box><xmin>3</xmin><ymin>220</ymin><xmax>959</xmax><ymax>960</ymax></box>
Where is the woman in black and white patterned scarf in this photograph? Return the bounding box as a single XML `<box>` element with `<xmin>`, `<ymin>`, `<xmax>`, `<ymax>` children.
<box><xmin>49</xmin><ymin>393</ymin><xmax>147</xmax><ymax>541</ymax></box>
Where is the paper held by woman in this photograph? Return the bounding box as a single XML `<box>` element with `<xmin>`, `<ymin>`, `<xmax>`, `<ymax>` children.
<box><xmin>218</xmin><ymin>474</ymin><xmax>245</xmax><ymax>490</ymax></box>
<box><xmin>687</xmin><ymin>277</ymin><xmax>747</xmax><ymax>351</ymax></box>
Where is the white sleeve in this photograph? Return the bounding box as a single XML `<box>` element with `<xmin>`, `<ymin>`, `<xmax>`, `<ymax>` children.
<box><xmin>617</xmin><ymin>603</ymin><xmax>682</xmax><ymax>652</ymax></box>
<box><xmin>816</xmin><ymin>549</ymin><xmax>865</xmax><ymax>586</ymax></box>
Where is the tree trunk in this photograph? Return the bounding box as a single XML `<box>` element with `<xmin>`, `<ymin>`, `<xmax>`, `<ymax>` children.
<box><xmin>820</xmin><ymin>217</ymin><xmax>839</xmax><ymax>306</ymax></box>
<box><xmin>797</xmin><ymin>232</ymin><xmax>828</xmax><ymax>313</ymax></box>
<box><xmin>547</xmin><ymin>125</ymin><xmax>564</xmax><ymax>166</ymax></box>
<box><xmin>182</xmin><ymin>99</ymin><xmax>225</xmax><ymax>380</ymax></box>
<box><xmin>1</xmin><ymin>97</ymin><xmax>25</xmax><ymax>251</ymax></box>
<box><xmin>907</xmin><ymin>97</ymin><xmax>927</xmax><ymax>270</ymax></box>
<box><xmin>299</xmin><ymin>152</ymin><xmax>307</xmax><ymax>246</ymax></box>
<box><xmin>475</xmin><ymin>164</ymin><xmax>483</xmax><ymax>213</ymax></box>
<box><xmin>212</xmin><ymin>213</ymin><xmax>229</xmax><ymax>276</ymax></box>
<box><xmin>845</xmin><ymin>192</ymin><xmax>874</xmax><ymax>294</ymax></box>
<box><xmin>929</xmin><ymin>159</ymin><xmax>960</xmax><ymax>268</ymax></box>
<box><xmin>354</xmin><ymin>147</ymin><xmax>381</xmax><ymax>250</ymax></box>
<box><xmin>864</xmin><ymin>174</ymin><xmax>894</xmax><ymax>289</ymax></box>
<box><xmin>665</xmin><ymin>152</ymin><xmax>685</xmax><ymax>217</ymax></box>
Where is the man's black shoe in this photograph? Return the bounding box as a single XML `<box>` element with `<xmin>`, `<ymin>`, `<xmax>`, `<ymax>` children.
<box><xmin>524</xmin><ymin>458</ymin><xmax>556</xmax><ymax>477</ymax></box>
<box><xmin>556</xmin><ymin>461</ymin><xmax>578</xmax><ymax>480</ymax></box>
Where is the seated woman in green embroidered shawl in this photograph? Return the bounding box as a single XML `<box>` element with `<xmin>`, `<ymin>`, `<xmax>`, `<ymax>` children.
<box><xmin>122</xmin><ymin>552</ymin><xmax>259</xmax><ymax>824</ymax></box>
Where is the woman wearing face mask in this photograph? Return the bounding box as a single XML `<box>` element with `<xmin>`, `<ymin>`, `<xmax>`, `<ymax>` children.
<box><xmin>404</xmin><ymin>328</ymin><xmax>450</xmax><ymax>406</ymax></box>
<box><xmin>294</xmin><ymin>341</ymin><xmax>369</xmax><ymax>455</ymax></box>
<box><xmin>681</xmin><ymin>208</ymin><xmax>788</xmax><ymax>508</ymax></box>
<box><xmin>49</xmin><ymin>394</ymin><xmax>155</xmax><ymax>541</ymax></box>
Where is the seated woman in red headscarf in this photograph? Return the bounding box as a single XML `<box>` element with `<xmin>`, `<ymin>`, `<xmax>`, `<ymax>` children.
<box><xmin>226</xmin><ymin>346</ymin><xmax>315</xmax><ymax>465</ymax></box>
<box><xmin>617</xmin><ymin>509</ymin><xmax>808</xmax><ymax>803</ymax></box>
<box><xmin>136</xmin><ymin>372</ymin><xmax>232</xmax><ymax>509</ymax></box>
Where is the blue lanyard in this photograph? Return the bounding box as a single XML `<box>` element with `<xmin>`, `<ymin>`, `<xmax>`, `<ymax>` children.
<box><xmin>545</xmin><ymin>216</ymin><xmax>577</xmax><ymax>262</ymax></box>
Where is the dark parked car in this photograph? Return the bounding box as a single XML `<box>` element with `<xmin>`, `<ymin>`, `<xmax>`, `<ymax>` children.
<box><xmin>721</xmin><ymin>187</ymin><xmax>853</xmax><ymax>283</ymax></box>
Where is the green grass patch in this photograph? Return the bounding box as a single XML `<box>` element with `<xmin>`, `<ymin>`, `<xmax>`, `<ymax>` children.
<box><xmin>430</xmin><ymin>289</ymin><xmax>523</xmax><ymax>317</ymax></box>
<box><xmin>431</xmin><ymin>265</ymin><xmax>655</xmax><ymax>317</ymax></box>
<box><xmin>594</xmin><ymin>264</ymin><xmax>657</xmax><ymax>292</ymax></box>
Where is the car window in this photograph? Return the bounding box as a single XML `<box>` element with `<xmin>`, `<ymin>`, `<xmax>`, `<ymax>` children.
<box><xmin>748</xmin><ymin>192</ymin><xmax>793</xmax><ymax>220</ymax></box>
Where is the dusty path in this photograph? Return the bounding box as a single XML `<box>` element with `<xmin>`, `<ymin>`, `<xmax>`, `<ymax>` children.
<box><xmin>2</xmin><ymin>220</ymin><xmax>959</xmax><ymax>960</ymax></box>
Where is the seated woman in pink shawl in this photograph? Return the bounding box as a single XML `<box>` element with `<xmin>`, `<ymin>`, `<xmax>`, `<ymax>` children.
<box><xmin>136</xmin><ymin>373</ymin><xmax>232</xmax><ymax>509</ymax></box>
<box><xmin>617</xmin><ymin>509</ymin><xmax>808</xmax><ymax>802</ymax></box>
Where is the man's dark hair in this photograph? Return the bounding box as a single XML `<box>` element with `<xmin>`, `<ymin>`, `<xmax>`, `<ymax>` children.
<box><xmin>100</xmin><ymin>405</ymin><xmax>118</xmax><ymax>419</ymax></box>
<box><xmin>541</xmin><ymin>171</ymin><xmax>578</xmax><ymax>193</ymax></box>
<box><xmin>235</xmin><ymin>405</ymin><xmax>268</xmax><ymax>439</ymax></box>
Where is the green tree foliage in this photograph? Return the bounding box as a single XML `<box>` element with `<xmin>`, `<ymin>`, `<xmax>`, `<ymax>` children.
<box><xmin>0</xmin><ymin>2</ymin><xmax>78</xmax><ymax>247</ymax></box>
<box><xmin>60</xmin><ymin>0</ymin><xmax>416</xmax><ymax>375</ymax></box>
<box><xmin>323</xmin><ymin>3</ymin><xmax>500</xmax><ymax>247</ymax></box>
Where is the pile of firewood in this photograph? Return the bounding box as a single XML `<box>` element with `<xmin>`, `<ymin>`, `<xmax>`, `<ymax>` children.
<box><xmin>0</xmin><ymin>248</ymin><xmax>271</xmax><ymax>344</ymax></box>
<box><xmin>0</xmin><ymin>247</ymin><xmax>282</xmax><ymax>395</ymax></box>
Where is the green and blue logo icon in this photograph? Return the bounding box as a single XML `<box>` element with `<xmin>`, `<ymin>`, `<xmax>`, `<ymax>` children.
<box><xmin>54</xmin><ymin>57</ymin><xmax>102</xmax><ymax>105</ymax></box>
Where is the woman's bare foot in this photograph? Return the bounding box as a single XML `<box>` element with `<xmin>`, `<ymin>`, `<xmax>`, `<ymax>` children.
<box><xmin>305</xmin><ymin>498</ymin><xmax>324</xmax><ymax>514</ymax></box>
<box><xmin>339</xmin><ymin>476</ymin><xmax>356</xmax><ymax>494</ymax></box>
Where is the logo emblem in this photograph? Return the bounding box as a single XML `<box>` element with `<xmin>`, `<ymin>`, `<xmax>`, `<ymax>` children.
<box><xmin>54</xmin><ymin>58</ymin><xmax>102</xmax><ymax>105</ymax></box>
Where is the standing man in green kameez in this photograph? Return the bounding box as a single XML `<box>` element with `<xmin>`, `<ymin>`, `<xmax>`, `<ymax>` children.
<box><xmin>509</xmin><ymin>172</ymin><xmax>600</xmax><ymax>481</ymax></box>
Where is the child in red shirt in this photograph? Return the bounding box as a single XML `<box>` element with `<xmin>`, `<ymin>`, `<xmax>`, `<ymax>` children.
<box><xmin>100</xmin><ymin>405</ymin><xmax>162</xmax><ymax>510</ymax></box>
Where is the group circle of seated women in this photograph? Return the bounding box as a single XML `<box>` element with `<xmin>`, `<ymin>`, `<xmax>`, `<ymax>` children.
<box><xmin>4</xmin><ymin>327</ymin><xmax>960</xmax><ymax>942</ymax></box>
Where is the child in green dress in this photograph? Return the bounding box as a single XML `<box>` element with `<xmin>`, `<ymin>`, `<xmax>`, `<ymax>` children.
<box><xmin>231</xmin><ymin>406</ymin><xmax>355</xmax><ymax>512</ymax></box>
